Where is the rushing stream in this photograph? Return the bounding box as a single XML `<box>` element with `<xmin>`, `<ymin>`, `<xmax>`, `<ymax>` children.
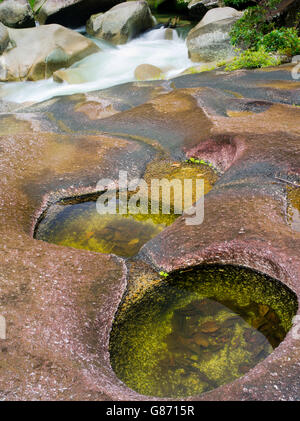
<box><xmin>0</xmin><ymin>26</ymin><xmax>196</xmax><ymax>104</ymax></box>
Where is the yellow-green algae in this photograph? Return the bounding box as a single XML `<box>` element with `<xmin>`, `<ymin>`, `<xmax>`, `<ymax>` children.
<box><xmin>143</xmin><ymin>160</ymin><xmax>218</xmax><ymax>205</ymax></box>
<box><xmin>35</xmin><ymin>162</ymin><xmax>217</xmax><ymax>258</ymax></box>
<box><xmin>35</xmin><ymin>194</ymin><xmax>176</xmax><ymax>258</ymax></box>
<box><xmin>109</xmin><ymin>265</ymin><xmax>297</xmax><ymax>398</ymax></box>
<box><xmin>287</xmin><ymin>186</ymin><xmax>300</xmax><ymax>232</ymax></box>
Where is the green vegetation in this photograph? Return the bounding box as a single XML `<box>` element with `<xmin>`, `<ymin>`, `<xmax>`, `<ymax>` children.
<box><xmin>159</xmin><ymin>271</ymin><xmax>169</xmax><ymax>278</ymax></box>
<box><xmin>261</xmin><ymin>28</ymin><xmax>300</xmax><ymax>56</ymax></box>
<box><xmin>28</xmin><ymin>0</ymin><xmax>36</xmax><ymax>9</ymax></box>
<box><xmin>186</xmin><ymin>157</ymin><xmax>214</xmax><ymax>168</ymax></box>
<box><xmin>230</xmin><ymin>8</ymin><xmax>300</xmax><ymax>56</ymax></box>
<box><xmin>227</xmin><ymin>0</ymin><xmax>300</xmax><ymax>70</ymax></box>
<box><xmin>28</xmin><ymin>0</ymin><xmax>48</xmax><ymax>14</ymax></box>
<box><xmin>230</xmin><ymin>6</ymin><xmax>274</xmax><ymax>50</ymax></box>
<box><xmin>225</xmin><ymin>47</ymin><xmax>280</xmax><ymax>70</ymax></box>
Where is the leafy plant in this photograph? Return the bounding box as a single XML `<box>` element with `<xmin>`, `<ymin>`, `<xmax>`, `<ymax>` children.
<box><xmin>229</xmin><ymin>0</ymin><xmax>300</xmax><ymax>58</ymax></box>
<box><xmin>225</xmin><ymin>47</ymin><xmax>280</xmax><ymax>71</ymax></box>
<box><xmin>159</xmin><ymin>271</ymin><xmax>169</xmax><ymax>278</ymax></box>
<box><xmin>28</xmin><ymin>0</ymin><xmax>48</xmax><ymax>15</ymax></box>
<box><xmin>216</xmin><ymin>60</ymin><xmax>227</xmax><ymax>67</ymax></box>
<box><xmin>260</xmin><ymin>28</ymin><xmax>300</xmax><ymax>56</ymax></box>
<box><xmin>230</xmin><ymin>6</ymin><xmax>274</xmax><ymax>49</ymax></box>
<box><xmin>186</xmin><ymin>157</ymin><xmax>214</xmax><ymax>167</ymax></box>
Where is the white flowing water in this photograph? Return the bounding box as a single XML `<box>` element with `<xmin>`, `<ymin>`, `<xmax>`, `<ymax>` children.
<box><xmin>0</xmin><ymin>27</ymin><xmax>196</xmax><ymax>104</ymax></box>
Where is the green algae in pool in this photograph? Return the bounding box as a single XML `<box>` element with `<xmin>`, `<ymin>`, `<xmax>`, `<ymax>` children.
<box><xmin>109</xmin><ymin>265</ymin><xmax>297</xmax><ymax>398</ymax></box>
<box><xmin>35</xmin><ymin>193</ymin><xmax>178</xmax><ymax>258</ymax></box>
<box><xmin>35</xmin><ymin>162</ymin><xmax>217</xmax><ymax>257</ymax></box>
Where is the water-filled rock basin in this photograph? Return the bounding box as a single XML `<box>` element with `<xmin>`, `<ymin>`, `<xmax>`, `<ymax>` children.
<box><xmin>34</xmin><ymin>162</ymin><xmax>217</xmax><ymax>257</ymax></box>
<box><xmin>35</xmin><ymin>194</ymin><xmax>177</xmax><ymax>258</ymax></box>
<box><xmin>109</xmin><ymin>265</ymin><xmax>297</xmax><ymax>398</ymax></box>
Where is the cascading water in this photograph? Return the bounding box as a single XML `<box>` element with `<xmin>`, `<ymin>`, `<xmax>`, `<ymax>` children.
<box><xmin>0</xmin><ymin>27</ymin><xmax>197</xmax><ymax>104</ymax></box>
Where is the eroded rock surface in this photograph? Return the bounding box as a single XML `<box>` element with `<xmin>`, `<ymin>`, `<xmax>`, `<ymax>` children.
<box><xmin>0</xmin><ymin>64</ymin><xmax>299</xmax><ymax>400</ymax></box>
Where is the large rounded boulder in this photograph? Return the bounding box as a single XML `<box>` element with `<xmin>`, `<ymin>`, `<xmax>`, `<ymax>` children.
<box><xmin>0</xmin><ymin>24</ymin><xmax>100</xmax><ymax>81</ymax></box>
<box><xmin>86</xmin><ymin>0</ymin><xmax>155</xmax><ymax>45</ymax></box>
<box><xmin>187</xmin><ymin>7</ymin><xmax>243</xmax><ymax>62</ymax></box>
<box><xmin>0</xmin><ymin>0</ymin><xmax>35</xmax><ymax>28</ymax></box>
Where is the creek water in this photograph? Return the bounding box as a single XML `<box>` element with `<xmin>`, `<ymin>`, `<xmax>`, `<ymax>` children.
<box><xmin>0</xmin><ymin>26</ymin><xmax>196</xmax><ymax>104</ymax></box>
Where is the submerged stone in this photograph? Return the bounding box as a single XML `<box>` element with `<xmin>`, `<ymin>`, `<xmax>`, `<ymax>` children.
<box><xmin>109</xmin><ymin>265</ymin><xmax>297</xmax><ymax>398</ymax></box>
<box><xmin>134</xmin><ymin>64</ymin><xmax>163</xmax><ymax>81</ymax></box>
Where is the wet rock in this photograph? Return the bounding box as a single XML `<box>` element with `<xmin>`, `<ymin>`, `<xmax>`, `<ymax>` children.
<box><xmin>86</xmin><ymin>11</ymin><xmax>104</xmax><ymax>35</ymax></box>
<box><xmin>0</xmin><ymin>117</ymin><xmax>157</xmax><ymax>399</ymax></box>
<box><xmin>252</xmin><ymin>317</ymin><xmax>266</xmax><ymax>330</ymax></box>
<box><xmin>34</xmin><ymin>0</ymin><xmax>122</xmax><ymax>27</ymax></box>
<box><xmin>0</xmin><ymin>22</ymin><xmax>9</xmax><ymax>54</ymax></box>
<box><xmin>238</xmin><ymin>364</ymin><xmax>252</xmax><ymax>374</ymax></box>
<box><xmin>0</xmin><ymin>0</ymin><xmax>34</xmax><ymax>28</ymax></box>
<box><xmin>265</xmin><ymin>311</ymin><xmax>279</xmax><ymax>324</ymax></box>
<box><xmin>193</xmin><ymin>332</ymin><xmax>209</xmax><ymax>347</ymax></box>
<box><xmin>0</xmin><ymin>24</ymin><xmax>100</xmax><ymax>81</ymax></box>
<box><xmin>258</xmin><ymin>304</ymin><xmax>270</xmax><ymax>317</ymax></box>
<box><xmin>134</xmin><ymin>64</ymin><xmax>163</xmax><ymax>81</ymax></box>
<box><xmin>187</xmin><ymin>7</ymin><xmax>243</xmax><ymax>62</ymax></box>
<box><xmin>172</xmin><ymin>311</ymin><xmax>187</xmax><ymax>333</ymax></box>
<box><xmin>222</xmin><ymin>317</ymin><xmax>239</xmax><ymax>329</ymax></box>
<box><xmin>187</xmin><ymin>0</ymin><xmax>220</xmax><ymax>20</ymax></box>
<box><xmin>86</xmin><ymin>1</ymin><xmax>155</xmax><ymax>45</ymax></box>
<box><xmin>164</xmin><ymin>28</ymin><xmax>174</xmax><ymax>40</ymax></box>
<box><xmin>200</xmin><ymin>321</ymin><xmax>220</xmax><ymax>333</ymax></box>
<box><xmin>53</xmin><ymin>68</ymin><xmax>89</xmax><ymax>84</ymax></box>
<box><xmin>0</xmin><ymin>64</ymin><xmax>300</xmax><ymax>400</ymax></box>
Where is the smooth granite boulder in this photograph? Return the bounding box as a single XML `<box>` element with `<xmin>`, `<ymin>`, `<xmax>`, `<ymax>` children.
<box><xmin>0</xmin><ymin>0</ymin><xmax>34</xmax><ymax>28</ymax></box>
<box><xmin>86</xmin><ymin>1</ymin><xmax>155</xmax><ymax>44</ymax></box>
<box><xmin>187</xmin><ymin>7</ymin><xmax>243</xmax><ymax>62</ymax></box>
<box><xmin>0</xmin><ymin>24</ymin><xmax>100</xmax><ymax>81</ymax></box>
